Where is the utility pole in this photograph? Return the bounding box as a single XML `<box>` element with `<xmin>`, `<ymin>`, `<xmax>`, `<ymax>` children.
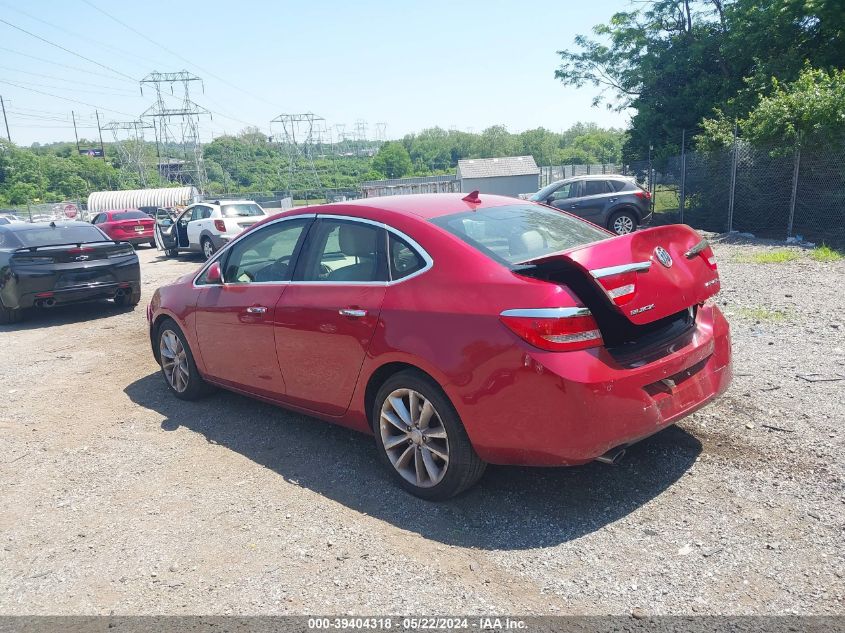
<box><xmin>679</xmin><ymin>129</ymin><xmax>686</xmax><ymax>224</ymax></box>
<box><xmin>0</xmin><ymin>95</ymin><xmax>11</xmax><ymax>142</ymax></box>
<box><xmin>95</xmin><ymin>110</ymin><xmax>107</xmax><ymax>164</ymax></box>
<box><xmin>71</xmin><ymin>110</ymin><xmax>81</xmax><ymax>153</ymax></box>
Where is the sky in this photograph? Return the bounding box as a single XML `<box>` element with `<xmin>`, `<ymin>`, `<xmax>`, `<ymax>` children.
<box><xmin>0</xmin><ymin>0</ymin><xmax>632</xmax><ymax>147</ymax></box>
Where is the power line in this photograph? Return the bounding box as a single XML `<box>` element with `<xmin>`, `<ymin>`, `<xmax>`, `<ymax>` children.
<box><xmin>0</xmin><ymin>65</ymin><xmax>137</xmax><ymax>93</ymax></box>
<box><xmin>80</xmin><ymin>0</ymin><xmax>279</xmax><ymax>110</ymax></box>
<box><xmin>0</xmin><ymin>79</ymin><xmax>133</xmax><ymax>116</ymax></box>
<box><xmin>0</xmin><ymin>18</ymin><xmax>137</xmax><ymax>81</ymax></box>
<box><xmin>0</xmin><ymin>76</ymin><xmax>139</xmax><ymax>97</ymax></box>
<box><xmin>0</xmin><ymin>46</ymin><xmax>137</xmax><ymax>84</ymax></box>
<box><xmin>0</xmin><ymin>2</ymin><xmax>172</xmax><ymax>73</ymax></box>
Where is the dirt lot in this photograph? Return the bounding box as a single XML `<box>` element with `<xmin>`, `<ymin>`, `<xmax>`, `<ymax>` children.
<box><xmin>1</xmin><ymin>239</ymin><xmax>843</xmax><ymax>615</ymax></box>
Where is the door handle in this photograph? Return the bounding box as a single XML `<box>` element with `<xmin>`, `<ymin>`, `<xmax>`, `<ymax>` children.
<box><xmin>246</xmin><ymin>306</ymin><xmax>268</xmax><ymax>314</ymax></box>
<box><xmin>339</xmin><ymin>308</ymin><xmax>368</xmax><ymax>318</ymax></box>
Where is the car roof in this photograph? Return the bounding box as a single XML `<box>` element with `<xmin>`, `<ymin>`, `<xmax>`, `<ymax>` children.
<box><xmin>0</xmin><ymin>221</ymin><xmax>84</xmax><ymax>232</ymax></box>
<box><xmin>200</xmin><ymin>199</ymin><xmax>258</xmax><ymax>206</ymax></box>
<box><xmin>282</xmin><ymin>193</ymin><xmax>522</xmax><ymax>222</ymax></box>
<box><xmin>564</xmin><ymin>174</ymin><xmax>634</xmax><ymax>181</ymax></box>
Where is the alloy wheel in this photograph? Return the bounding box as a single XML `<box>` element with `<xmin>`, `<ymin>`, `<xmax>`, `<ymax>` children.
<box><xmin>379</xmin><ymin>388</ymin><xmax>449</xmax><ymax>488</ymax></box>
<box><xmin>202</xmin><ymin>240</ymin><xmax>214</xmax><ymax>259</ymax></box>
<box><xmin>613</xmin><ymin>215</ymin><xmax>635</xmax><ymax>234</ymax></box>
<box><xmin>159</xmin><ymin>329</ymin><xmax>189</xmax><ymax>393</ymax></box>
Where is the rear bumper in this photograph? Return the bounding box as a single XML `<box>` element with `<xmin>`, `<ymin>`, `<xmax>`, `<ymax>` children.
<box><xmin>457</xmin><ymin>304</ymin><xmax>732</xmax><ymax>466</ymax></box>
<box><xmin>2</xmin><ymin>259</ymin><xmax>141</xmax><ymax>309</ymax></box>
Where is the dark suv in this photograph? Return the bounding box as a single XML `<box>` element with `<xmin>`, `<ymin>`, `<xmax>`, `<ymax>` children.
<box><xmin>529</xmin><ymin>175</ymin><xmax>652</xmax><ymax>234</ymax></box>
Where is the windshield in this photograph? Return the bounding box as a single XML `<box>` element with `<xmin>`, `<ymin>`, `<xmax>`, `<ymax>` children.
<box><xmin>431</xmin><ymin>204</ymin><xmax>609</xmax><ymax>266</ymax></box>
<box><xmin>111</xmin><ymin>211</ymin><xmax>148</xmax><ymax>221</ymax></box>
<box><xmin>221</xmin><ymin>203</ymin><xmax>265</xmax><ymax>218</ymax></box>
<box><xmin>529</xmin><ymin>181</ymin><xmax>569</xmax><ymax>202</ymax></box>
<box><xmin>12</xmin><ymin>224</ymin><xmax>109</xmax><ymax>248</ymax></box>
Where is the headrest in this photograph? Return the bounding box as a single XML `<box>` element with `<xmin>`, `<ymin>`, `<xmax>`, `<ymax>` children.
<box><xmin>509</xmin><ymin>229</ymin><xmax>547</xmax><ymax>257</ymax></box>
<box><xmin>338</xmin><ymin>223</ymin><xmax>376</xmax><ymax>257</ymax></box>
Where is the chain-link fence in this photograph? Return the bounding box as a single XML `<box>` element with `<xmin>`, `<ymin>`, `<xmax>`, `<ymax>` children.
<box><xmin>544</xmin><ymin>140</ymin><xmax>845</xmax><ymax>245</ymax></box>
<box><xmin>2</xmin><ymin>200</ymin><xmax>89</xmax><ymax>223</ymax></box>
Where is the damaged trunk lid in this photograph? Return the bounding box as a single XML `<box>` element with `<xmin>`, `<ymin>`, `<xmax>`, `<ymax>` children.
<box><xmin>519</xmin><ymin>224</ymin><xmax>720</xmax><ymax>326</ymax></box>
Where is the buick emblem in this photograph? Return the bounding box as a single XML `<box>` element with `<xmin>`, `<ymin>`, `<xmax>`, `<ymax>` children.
<box><xmin>655</xmin><ymin>246</ymin><xmax>673</xmax><ymax>268</ymax></box>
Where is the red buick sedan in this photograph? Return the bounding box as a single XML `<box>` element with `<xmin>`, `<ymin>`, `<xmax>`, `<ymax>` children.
<box><xmin>92</xmin><ymin>209</ymin><xmax>155</xmax><ymax>246</ymax></box>
<box><xmin>147</xmin><ymin>193</ymin><xmax>731</xmax><ymax>500</ymax></box>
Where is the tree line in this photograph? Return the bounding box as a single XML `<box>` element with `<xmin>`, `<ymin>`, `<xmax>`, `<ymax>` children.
<box><xmin>0</xmin><ymin>123</ymin><xmax>626</xmax><ymax>205</ymax></box>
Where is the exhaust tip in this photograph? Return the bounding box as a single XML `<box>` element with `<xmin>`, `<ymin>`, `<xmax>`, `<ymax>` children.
<box><xmin>596</xmin><ymin>446</ymin><xmax>627</xmax><ymax>465</ymax></box>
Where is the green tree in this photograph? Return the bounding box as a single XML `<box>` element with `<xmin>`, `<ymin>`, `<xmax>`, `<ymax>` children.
<box><xmin>372</xmin><ymin>142</ymin><xmax>412</xmax><ymax>178</ymax></box>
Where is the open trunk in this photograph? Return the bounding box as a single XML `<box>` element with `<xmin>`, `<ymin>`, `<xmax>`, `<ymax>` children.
<box><xmin>516</xmin><ymin>224</ymin><xmax>720</xmax><ymax>361</ymax></box>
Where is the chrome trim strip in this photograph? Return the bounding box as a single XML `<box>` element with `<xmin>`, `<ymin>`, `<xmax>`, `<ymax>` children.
<box><xmin>589</xmin><ymin>261</ymin><xmax>652</xmax><ymax>279</ymax></box>
<box><xmin>500</xmin><ymin>307</ymin><xmax>592</xmax><ymax>319</ymax></box>
<box><xmin>684</xmin><ymin>238</ymin><xmax>710</xmax><ymax>259</ymax></box>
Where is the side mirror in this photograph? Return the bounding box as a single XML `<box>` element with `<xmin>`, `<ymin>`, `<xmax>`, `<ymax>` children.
<box><xmin>205</xmin><ymin>261</ymin><xmax>222</xmax><ymax>284</ymax></box>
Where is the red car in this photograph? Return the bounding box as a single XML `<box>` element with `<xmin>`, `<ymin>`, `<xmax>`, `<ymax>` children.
<box><xmin>147</xmin><ymin>193</ymin><xmax>731</xmax><ymax>500</ymax></box>
<box><xmin>91</xmin><ymin>209</ymin><xmax>155</xmax><ymax>246</ymax></box>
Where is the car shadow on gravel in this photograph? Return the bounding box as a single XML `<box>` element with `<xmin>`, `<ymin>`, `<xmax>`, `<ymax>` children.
<box><xmin>0</xmin><ymin>301</ymin><xmax>135</xmax><ymax>332</ymax></box>
<box><xmin>125</xmin><ymin>372</ymin><xmax>701</xmax><ymax>550</ymax></box>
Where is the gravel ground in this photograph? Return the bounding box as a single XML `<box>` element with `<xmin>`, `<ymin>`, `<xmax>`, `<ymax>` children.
<box><xmin>0</xmin><ymin>239</ymin><xmax>842</xmax><ymax>615</ymax></box>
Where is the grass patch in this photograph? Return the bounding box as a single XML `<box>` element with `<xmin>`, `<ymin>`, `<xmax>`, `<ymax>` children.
<box><xmin>809</xmin><ymin>244</ymin><xmax>844</xmax><ymax>262</ymax></box>
<box><xmin>736</xmin><ymin>307</ymin><xmax>792</xmax><ymax>322</ymax></box>
<box><xmin>735</xmin><ymin>249</ymin><xmax>799</xmax><ymax>264</ymax></box>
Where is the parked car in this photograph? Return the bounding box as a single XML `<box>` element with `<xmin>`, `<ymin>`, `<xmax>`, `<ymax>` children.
<box><xmin>0</xmin><ymin>211</ymin><xmax>25</xmax><ymax>224</ymax></box>
<box><xmin>0</xmin><ymin>221</ymin><xmax>141</xmax><ymax>324</ymax></box>
<box><xmin>147</xmin><ymin>193</ymin><xmax>730</xmax><ymax>500</ymax></box>
<box><xmin>154</xmin><ymin>200</ymin><xmax>268</xmax><ymax>259</ymax></box>
<box><xmin>529</xmin><ymin>175</ymin><xmax>652</xmax><ymax>235</ymax></box>
<box><xmin>90</xmin><ymin>209</ymin><xmax>156</xmax><ymax>246</ymax></box>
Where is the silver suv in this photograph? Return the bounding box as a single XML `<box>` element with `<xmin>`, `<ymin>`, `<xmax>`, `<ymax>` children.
<box><xmin>529</xmin><ymin>175</ymin><xmax>652</xmax><ymax>235</ymax></box>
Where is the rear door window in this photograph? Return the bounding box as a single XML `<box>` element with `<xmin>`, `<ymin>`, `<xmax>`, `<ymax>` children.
<box><xmin>583</xmin><ymin>180</ymin><xmax>611</xmax><ymax>196</ymax></box>
<box><xmin>296</xmin><ymin>219</ymin><xmax>387</xmax><ymax>283</ymax></box>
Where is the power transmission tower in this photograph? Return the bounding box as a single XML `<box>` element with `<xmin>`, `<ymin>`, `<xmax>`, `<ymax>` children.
<box><xmin>353</xmin><ymin>119</ymin><xmax>368</xmax><ymax>156</ymax></box>
<box><xmin>271</xmin><ymin>113</ymin><xmax>324</xmax><ymax>200</ymax></box>
<box><xmin>103</xmin><ymin>120</ymin><xmax>154</xmax><ymax>187</ymax></box>
<box><xmin>140</xmin><ymin>71</ymin><xmax>211</xmax><ymax>190</ymax></box>
<box><xmin>375</xmin><ymin>122</ymin><xmax>387</xmax><ymax>143</ymax></box>
<box><xmin>334</xmin><ymin>124</ymin><xmax>347</xmax><ymax>155</ymax></box>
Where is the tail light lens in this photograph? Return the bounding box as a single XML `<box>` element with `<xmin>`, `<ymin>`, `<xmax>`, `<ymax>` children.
<box><xmin>214</xmin><ymin>219</ymin><xmax>227</xmax><ymax>232</ymax></box>
<box><xmin>699</xmin><ymin>245</ymin><xmax>718</xmax><ymax>270</ymax></box>
<box><xmin>499</xmin><ymin>308</ymin><xmax>603</xmax><ymax>352</ymax></box>
<box><xmin>634</xmin><ymin>190</ymin><xmax>652</xmax><ymax>200</ymax></box>
<box><xmin>67</xmin><ymin>246</ymin><xmax>94</xmax><ymax>254</ymax></box>
<box><xmin>596</xmin><ymin>270</ymin><xmax>638</xmax><ymax>305</ymax></box>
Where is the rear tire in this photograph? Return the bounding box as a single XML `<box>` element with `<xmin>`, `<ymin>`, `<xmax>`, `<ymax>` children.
<box><xmin>201</xmin><ymin>237</ymin><xmax>215</xmax><ymax>260</ymax></box>
<box><xmin>164</xmin><ymin>247</ymin><xmax>179</xmax><ymax>258</ymax></box>
<box><xmin>114</xmin><ymin>289</ymin><xmax>141</xmax><ymax>309</ymax></box>
<box><xmin>0</xmin><ymin>303</ymin><xmax>24</xmax><ymax>325</ymax></box>
<box><xmin>608</xmin><ymin>209</ymin><xmax>638</xmax><ymax>235</ymax></box>
<box><xmin>372</xmin><ymin>370</ymin><xmax>486</xmax><ymax>501</ymax></box>
<box><xmin>156</xmin><ymin>318</ymin><xmax>215</xmax><ymax>400</ymax></box>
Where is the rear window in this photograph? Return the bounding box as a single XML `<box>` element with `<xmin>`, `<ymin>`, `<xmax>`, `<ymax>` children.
<box><xmin>10</xmin><ymin>224</ymin><xmax>109</xmax><ymax>248</ymax></box>
<box><xmin>111</xmin><ymin>211</ymin><xmax>148</xmax><ymax>221</ymax></box>
<box><xmin>431</xmin><ymin>204</ymin><xmax>609</xmax><ymax>266</ymax></box>
<box><xmin>221</xmin><ymin>203</ymin><xmax>264</xmax><ymax>218</ymax></box>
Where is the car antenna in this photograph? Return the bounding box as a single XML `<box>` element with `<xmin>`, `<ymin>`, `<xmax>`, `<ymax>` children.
<box><xmin>462</xmin><ymin>190</ymin><xmax>481</xmax><ymax>206</ymax></box>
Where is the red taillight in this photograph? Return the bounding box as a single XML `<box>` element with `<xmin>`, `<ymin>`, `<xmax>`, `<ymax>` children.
<box><xmin>68</xmin><ymin>246</ymin><xmax>93</xmax><ymax>254</ymax></box>
<box><xmin>499</xmin><ymin>308</ymin><xmax>603</xmax><ymax>352</ymax></box>
<box><xmin>634</xmin><ymin>190</ymin><xmax>651</xmax><ymax>200</ymax></box>
<box><xmin>214</xmin><ymin>219</ymin><xmax>227</xmax><ymax>232</ymax></box>
<box><xmin>35</xmin><ymin>291</ymin><xmax>54</xmax><ymax>298</ymax></box>
<box><xmin>700</xmin><ymin>245</ymin><xmax>718</xmax><ymax>270</ymax></box>
<box><xmin>596</xmin><ymin>270</ymin><xmax>638</xmax><ymax>305</ymax></box>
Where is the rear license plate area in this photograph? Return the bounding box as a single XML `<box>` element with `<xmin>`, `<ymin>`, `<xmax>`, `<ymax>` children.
<box><xmin>55</xmin><ymin>270</ymin><xmax>116</xmax><ymax>288</ymax></box>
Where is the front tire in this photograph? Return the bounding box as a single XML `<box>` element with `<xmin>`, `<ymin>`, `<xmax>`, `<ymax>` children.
<box><xmin>608</xmin><ymin>209</ymin><xmax>638</xmax><ymax>235</ymax></box>
<box><xmin>372</xmin><ymin>370</ymin><xmax>486</xmax><ymax>500</ymax></box>
<box><xmin>156</xmin><ymin>318</ymin><xmax>214</xmax><ymax>400</ymax></box>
